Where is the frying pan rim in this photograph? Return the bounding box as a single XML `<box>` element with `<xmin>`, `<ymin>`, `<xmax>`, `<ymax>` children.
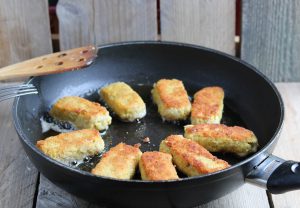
<box><xmin>12</xmin><ymin>40</ymin><xmax>284</xmax><ymax>184</ymax></box>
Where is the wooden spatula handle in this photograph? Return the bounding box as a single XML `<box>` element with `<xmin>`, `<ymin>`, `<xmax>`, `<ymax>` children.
<box><xmin>0</xmin><ymin>45</ymin><xmax>97</xmax><ymax>81</ymax></box>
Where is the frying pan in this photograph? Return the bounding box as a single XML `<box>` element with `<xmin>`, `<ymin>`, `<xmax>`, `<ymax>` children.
<box><xmin>12</xmin><ymin>42</ymin><xmax>300</xmax><ymax>208</ymax></box>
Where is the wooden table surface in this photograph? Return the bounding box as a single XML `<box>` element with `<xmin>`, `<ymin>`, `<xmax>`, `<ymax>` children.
<box><xmin>0</xmin><ymin>83</ymin><xmax>299</xmax><ymax>208</ymax></box>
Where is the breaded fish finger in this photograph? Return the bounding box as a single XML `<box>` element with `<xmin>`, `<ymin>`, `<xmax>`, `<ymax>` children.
<box><xmin>91</xmin><ymin>143</ymin><xmax>142</xmax><ymax>180</ymax></box>
<box><xmin>36</xmin><ymin>129</ymin><xmax>104</xmax><ymax>164</ymax></box>
<box><xmin>152</xmin><ymin>79</ymin><xmax>191</xmax><ymax>121</ymax></box>
<box><xmin>191</xmin><ymin>86</ymin><xmax>224</xmax><ymax>124</ymax></box>
<box><xmin>50</xmin><ymin>96</ymin><xmax>112</xmax><ymax>131</ymax></box>
<box><xmin>184</xmin><ymin>124</ymin><xmax>258</xmax><ymax>157</ymax></box>
<box><xmin>139</xmin><ymin>151</ymin><xmax>179</xmax><ymax>181</ymax></box>
<box><xmin>99</xmin><ymin>82</ymin><xmax>146</xmax><ymax>121</ymax></box>
<box><xmin>160</xmin><ymin>135</ymin><xmax>230</xmax><ymax>176</ymax></box>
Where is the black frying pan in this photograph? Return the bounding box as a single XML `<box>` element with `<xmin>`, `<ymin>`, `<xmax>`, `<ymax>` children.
<box><xmin>12</xmin><ymin>42</ymin><xmax>300</xmax><ymax>208</ymax></box>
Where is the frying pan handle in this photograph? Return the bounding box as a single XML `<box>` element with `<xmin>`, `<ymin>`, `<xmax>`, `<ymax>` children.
<box><xmin>267</xmin><ymin>160</ymin><xmax>300</xmax><ymax>194</ymax></box>
<box><xmin>246</xmin><ymin>155</ymin><xmax>300</xmax><ymax>194</ymax></box>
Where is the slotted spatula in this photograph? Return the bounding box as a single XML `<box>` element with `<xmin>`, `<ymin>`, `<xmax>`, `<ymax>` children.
<box><xmin>0</xmin><ymin>45</ymin><xmax>97</xmax><ymax>81</ymax></box>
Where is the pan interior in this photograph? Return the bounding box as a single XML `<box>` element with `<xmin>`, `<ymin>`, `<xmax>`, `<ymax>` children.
<box><xmin>41</xmin><ymin>82</ymin><xmax>247</xmax><ymax>177</ymax></box>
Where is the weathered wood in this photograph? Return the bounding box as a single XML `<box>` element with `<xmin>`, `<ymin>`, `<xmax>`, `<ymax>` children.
<box><xmin>36</xmin><ymin>176</ymin><xmax>269</xmax><ymax>207</ymax></box>
<box><xmin>56</xmin><ymin>0</ymin><xmax>95</xmax><ymax>50</ymax></box>
<box><xmin>160</xmin><ymin>0</ymin><xmax>236</xmax><ymax>55</ymax></box>
<box><xmin>0</xmin><ymin>0</ymin><xmax>52</xmax><ymax>67</ymax></box>
<box><xmin>36</xmin><ymin>175</ymin><xmax>100</xmax><ymax>208</ymax></box>
<box><xmin>57</xmin><ymin>0</ymin><xmax>157</xmax><ymax>50</ymax></box>
<box><xmin>271</xmin><ymin>83</ymin><xmax>300</xmax><ymax>208</ymax></box>
<box><xmin>200</xmin><ymin>184</ymin><xmax>269</xmax><ymax>208</ymax></box>
<box><xmin>94</xmin><ymin>0</ymin><xmax>157</xmax><ymax>45</ymax></box>
<box><xmin>0</xmin><ymin>87</ymin><xmax>39</xmax><ymax>208</ymax></box>
<box><xmin>241</xmin><ymin>0</ymin><xmax>300</xmax><ymax>82</ymax></box>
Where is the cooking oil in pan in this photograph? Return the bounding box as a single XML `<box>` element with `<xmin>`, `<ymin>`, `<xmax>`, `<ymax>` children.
<box><xmin>39</xmin><ymin>83</ymin><xmax>248</xmax><ymax>175</ymax></box>
<box><xmin>40</xmin><ymin>113</ymin><xmax>76</xmax><ymax>133</ymax></box>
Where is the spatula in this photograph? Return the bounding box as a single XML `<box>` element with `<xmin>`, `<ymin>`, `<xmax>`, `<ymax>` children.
<box><xmin>0</xmin><ymin>45</ymin><xmax>97</xmax><ymax>81</ymax></box>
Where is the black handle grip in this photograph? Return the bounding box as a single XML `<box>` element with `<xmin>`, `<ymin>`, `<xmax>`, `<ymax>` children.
<box><xmin>267</xmin><ymin>160</ymin><xmax>300</xmax><ymax>194</ymax></box>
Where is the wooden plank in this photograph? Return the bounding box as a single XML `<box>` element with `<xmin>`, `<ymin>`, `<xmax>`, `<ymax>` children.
<box><xmin>0</xmin><ymin>0</ymin><xmax>52</xmax><ymax>67</ymax></box>
<box><xmin>241</xmin><ymin>0</ymin><xmax>300</xmax><ymax>82</ymax></box>
<box><xmin>36</xmin><ymin>175</ymin><xmax>100</xmax><ymax>208</ymax></box>
<box><xmin>200</xmin><ymin>184</ymin><xmax>269</xmax><ymax>208</ymax></box>
<box><xmin>94</xmin><ymin>0</ymin><xmax>157</xmax><ymax>45</ymax></box>
<box><xmin>36</xmin><ymin>176</ymin><xmax>269</xmax><ymax>207</ymax></box>
<box><xmin>160</xmin><ymin>0</ymin><xmax>236</xmax><ymax>55</ymax></box>
<box><xmin>0</xmin><ymin>84</ymin><xmax>39</xmax><ymax>208</ymax></box>
<box><xmin>57</xmin><ymin>0</ymin><xmax>157</xmax><ymax>50</ymax></box>
<box><xmin>56</xmin><ymin>0</ymin><xmax>95</xmax><ymax>50</ymax></box>
<box><xmin>271</xmin><ymin>83</ymin><xmax>300</xmax><ymax>208</ymax></box>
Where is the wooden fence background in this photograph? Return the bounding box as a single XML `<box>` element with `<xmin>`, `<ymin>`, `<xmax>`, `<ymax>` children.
<box><xmin>0</xmin><ymin>0</ymin><xmax>299</xmax><ymax>81</ymax></box>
